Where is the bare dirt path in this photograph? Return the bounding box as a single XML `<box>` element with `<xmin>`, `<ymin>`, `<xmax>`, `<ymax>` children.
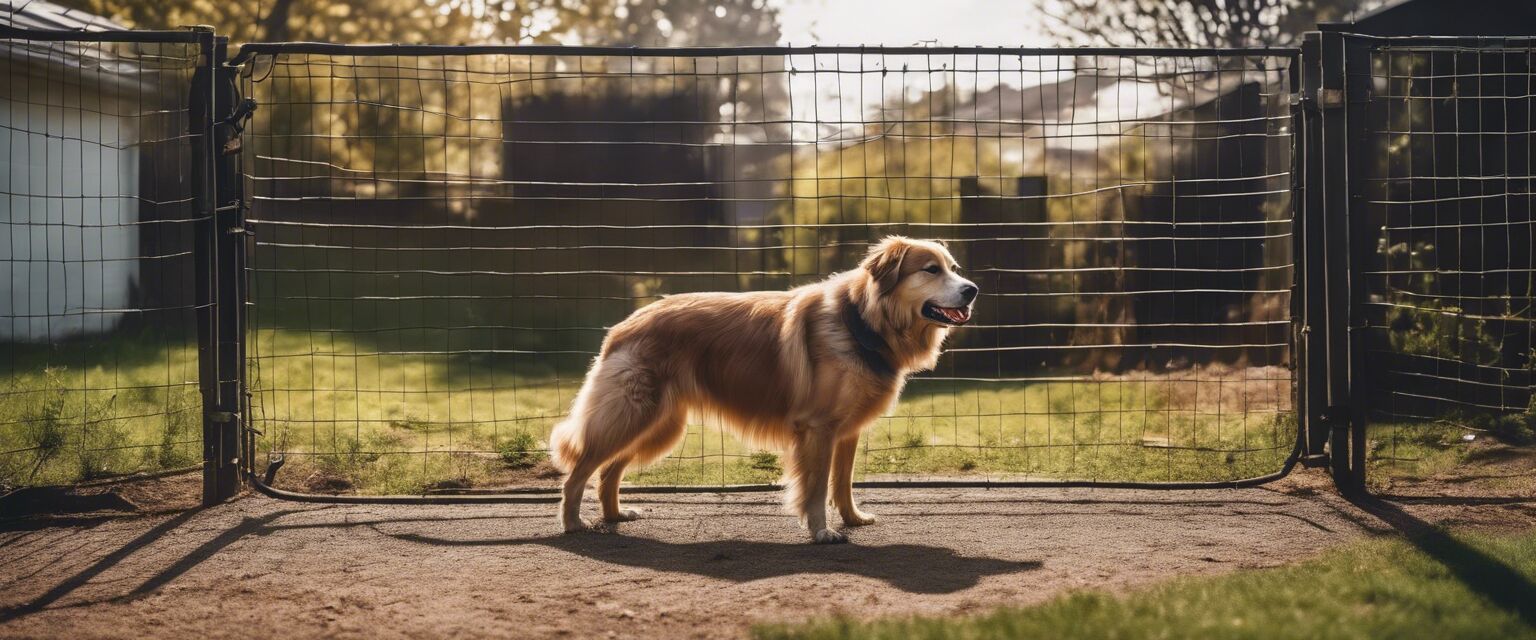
<box><xmin>3</xmin><ymin>471</ymin><xmax>1534</xmax><ymax>639</ymax></box>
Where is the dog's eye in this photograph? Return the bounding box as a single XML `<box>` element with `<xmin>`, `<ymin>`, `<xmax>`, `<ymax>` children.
<box><xmin>923</xmin><ymin>265</ymin><xmax>941</xmax><ymax>274</ymax></box>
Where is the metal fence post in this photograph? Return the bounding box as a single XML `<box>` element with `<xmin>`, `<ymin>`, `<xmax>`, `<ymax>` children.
<box><xmin>1341</xmin><ymin>33</ymin><xmax>1373</xmax><ymax>496</ymax></box>
<box><xmin>213</xmin><ymin>37</ymin><xmax>255</xmax><ymax>485</ymax></box>
<box><xmin>1300</xmin><ymin>28</ymin><xmax>1370</xmax><ymax>495</ymax></box>
<box><xmin>193</xmin><ymin>32</ymin><xmax>245</xmax><ymax>505</ymax></box>
<box><xmin>1296</xmin><ymin>33</ymin><xmax>1329</xmax><ymax>468</ymax></box>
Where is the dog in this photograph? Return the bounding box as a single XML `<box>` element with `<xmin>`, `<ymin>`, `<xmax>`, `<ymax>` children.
<box><xmin>549</xmin><ymin>236</ymin><xmax>977</xmax><ymax>543</ymax></box>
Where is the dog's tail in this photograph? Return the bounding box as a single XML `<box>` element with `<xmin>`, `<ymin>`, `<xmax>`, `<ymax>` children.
<box><xmin>548</xmin><ymin>415</ymin><xmax>583</xmax><ymax>474</ymax></box>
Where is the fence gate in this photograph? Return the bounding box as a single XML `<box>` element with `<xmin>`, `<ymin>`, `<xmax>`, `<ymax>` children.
<box><xmin>226</xmin><ymin>43</ymin><xmax>1304</xmax><ymax>501</ymax></box>
<box><xmin>1301</xmin><ymin>32</ymin><xmax>1536</xmax><ymax>496</ymax></box>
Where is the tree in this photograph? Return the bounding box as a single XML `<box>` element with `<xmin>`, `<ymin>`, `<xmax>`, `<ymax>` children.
<box><xmin>51</xmin><ymin>0</ymin><xmax>781</xmax><ymax>46</ymax></box>
<box><xmin>1038</xmin><ymin>0</ymin><xmax>1382</xmax><ymax>48</ymax></box>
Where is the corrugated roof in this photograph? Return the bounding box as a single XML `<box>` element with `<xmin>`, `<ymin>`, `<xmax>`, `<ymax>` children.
<box><xmin>0</xmin><ymin>1</ymin><xmax>194</xmax><ymax>92</ymax></box>
<box><xmin>1</xmin><ymin>0</ymin><xmax>128</xmax><ymax>32</ymax></box>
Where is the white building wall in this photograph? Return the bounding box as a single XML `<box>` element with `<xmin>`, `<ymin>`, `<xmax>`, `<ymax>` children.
<box><xmin>0</xmin><ymin>70</ymin><xmax>140</xmax><ymax>342</ymax></box>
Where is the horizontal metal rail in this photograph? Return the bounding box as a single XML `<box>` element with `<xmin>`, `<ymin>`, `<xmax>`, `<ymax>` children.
<box><xmin>0</xmin><ymin>25</ymin><xmax>208</xmax><ymax>43</ymax></box>
<box><xmin>230</xmin><ymin>42</ymin><xmax>1300</xmax><ymax>65</ymax></box>
<box><xmin>245</xmin><ymin>438</ymin><xmax>1305</xmax><ymax>505</ymax></box>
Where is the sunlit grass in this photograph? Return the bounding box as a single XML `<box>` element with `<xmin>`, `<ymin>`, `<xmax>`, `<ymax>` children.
<box><xmin>244</xmin><ymin>330</ymin><xmax>1294</xmax><ymax>493</ymax></box>
<box><xmin>755</xmin><ymin>529</ymin><xmax>1536</xmax><ymax>640</ymax></box>
<box><xmin>1367</xmin><ymin>417</ymin><xmax>1535</xmax><ymax>495</ymax></box>
<box><xmin>3</xmin><ymin>330</ymin><xmax>1296</xmax><ymax>493</ymax></box>
<box><xmin>0</xmin><ymin>333</ymin><xmax>201</xmax><ymax>487</ymax></box>
<box><xmin>1367</xmin><ymin>421</ymin><xmax>1474</xmax><ymax>492</ymax></box>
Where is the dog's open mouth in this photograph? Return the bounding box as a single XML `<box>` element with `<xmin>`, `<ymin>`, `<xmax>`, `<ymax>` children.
<box><xmin>922</xmin><ymin>302</ymin><xmax>972</xmax><ymax>326</ymax></box>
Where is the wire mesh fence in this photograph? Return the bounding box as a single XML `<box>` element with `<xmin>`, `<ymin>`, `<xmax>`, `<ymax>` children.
<box><xmin>1357</xmin><ymin>37</ymin><xmax>1536</xmax><ymax>494</ymax></box>
<box><xmin>233</xmin><ymin>45</ymin><xmax>1299</xmax><ymax>495</ymax></box>
<box><xmin>0</xmin><ymin>29</ymin><xmax>207</xmax><ymax>491</ymax></box>
<box><xmin>4</xmin><ymin>28</ymin><xmax>1532</xmax><ymax>501</ymax></box>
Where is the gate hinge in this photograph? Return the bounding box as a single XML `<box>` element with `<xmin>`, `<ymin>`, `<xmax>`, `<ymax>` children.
<box><xmin>218</xmin><ymin>98</ymin><xmax>258</xmax><ymax>156</ymax></box>
<box><xmin>207</xmin><ymin>411</ymin><xmax>240</xmax><ymax>423</ymax></box>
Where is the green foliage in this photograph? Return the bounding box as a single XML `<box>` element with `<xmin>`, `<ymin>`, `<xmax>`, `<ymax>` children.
<box><xmin>748</xmin><ymin>451</ymin><xmax>781</xmax><ymax>474</ymax></box>
<box><xmin>149</xmin><ymin>391</ymin><xmax>199</xmax><ymax>470</ymax></box>
<box><xmin>52</xmin><ymin>0</ymin><xmax>780</xmax><ymax>47</ymax></box>
<box><xmin>6</xmin><ymin>368</ymin><xmax>71</xmax><ymax>485</ymax></box>
<box><xmin>76</xmin><ymin>418</ymin><xmax>131</xmax><ymax>481</ymax></box>
<box><xmin>1456</xmin><ymin>408</ymin><xmax>1536</xmax><ymax>448</ymax></box>
<box><xmin>757</xmin><ymin>530</ymin><xmax>1536</xmax><ymax>640</ymax></box>
<box><xmin>1</xmin><ymin>335</ymin><xmax>206</xmax><ymax>488</ymax></box>
<box><xmin>1385</xmin><ymin>304</ymin><xmax>1501</xmax><ymax>365</ymax></box>
<box><xmin>0</xmin><ymin>366</ymin><xmax>145</xmax><ymax>485</ymax></box>
<box><xmin>496</xmin><ymin>430</ymin><xmax>544</xmax><ymax>468</ymax></box>
<box><xmin>1485</xmin><ymin>413</ymin><xmax>1535</xmax><ymax>447</ymax></box>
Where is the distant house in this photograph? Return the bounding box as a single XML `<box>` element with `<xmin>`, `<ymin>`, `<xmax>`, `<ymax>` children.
<box><xmin>930</xmin><ymin>61</ymin><xmax>1293</xmax><ymax>374</ymax></box>
<box><xmin>1</xmin><ymin>1</ymin><xmax>184</xmax><ymax>342</ymax></box>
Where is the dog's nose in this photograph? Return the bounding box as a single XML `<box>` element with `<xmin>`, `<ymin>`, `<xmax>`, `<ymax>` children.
<box><xmin>960</xmin><ymin>284</ymin><xmax>978</xmax><ymax>304</ymax></box>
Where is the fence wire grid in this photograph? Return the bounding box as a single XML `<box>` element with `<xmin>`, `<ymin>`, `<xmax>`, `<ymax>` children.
<box><xmin>1358</xmin><ymin>37</ymin><xmax>1536</xmax><ymax>493</ymax></box>
<box><xmin>232</xmin><ymin>46</ymin><xmax>1299</xmax><ymax>496</ymax></box>
<box><xmin>0</xmin><ymin>30</ymin><xmax>206</xmax><ymax>491</ymax></box>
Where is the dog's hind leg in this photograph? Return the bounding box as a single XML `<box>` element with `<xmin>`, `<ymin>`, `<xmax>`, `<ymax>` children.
<box><xmin>830</xmin><ymin>434</ymin><xmax>877</xmax><ymax>526</ymax></box>
<box><xmin>560</xmin><ymin>456</ymin><xmax>604</xmax><ymax>533</ymax></box>
<box><xmin>601</xmin><ymin>407</ymin><xmax>686</xmax><ymax>523</ymax></box>
<box><xmin>557</xmin><ymin>357</ymin><xmax>662</xmax><ymax>533</ymax></box>
<box><xmin>598</xmin><ymin>455</ymin><xmax>638</xmax><ymax>522</ymax></box>
<box><xmin>786</xmin><ymin>426</ymin><xmax>843</xmax><ymax>544</ymax></box>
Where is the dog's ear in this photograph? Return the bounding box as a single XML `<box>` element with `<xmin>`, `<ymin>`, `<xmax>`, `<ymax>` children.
<box><xmin>861</xmin><ymin>237</ymin><xmax>911</xmax><ymax>294</ymax></box>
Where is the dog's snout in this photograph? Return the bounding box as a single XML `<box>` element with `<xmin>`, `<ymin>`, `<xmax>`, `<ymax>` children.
<box><xmin>960</xmin><ymin>283</ymin><xmax>978</xmax><ymax>304</ymax></box>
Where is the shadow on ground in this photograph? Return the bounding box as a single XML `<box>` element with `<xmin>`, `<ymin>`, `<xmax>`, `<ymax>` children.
<box><xmin>385</xmin><ymin>525</ymin><xmax>1041</xmax><ymax>594</ymax></box>
<box><xmin>1346</xmin><ymin>493</ymin><xmax>1536</xmax><ymax>628</ymax></box>
<box><xmin>1</xmin><ymin>504</ymin><xmax>1039</xmax><ymax>624</ymax></box>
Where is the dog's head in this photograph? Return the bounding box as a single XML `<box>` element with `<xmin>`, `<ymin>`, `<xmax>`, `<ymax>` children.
<box><xmin>860</xmin><ymin>236</ymin><xmax>978</xmax><ymax>328</ymax></box>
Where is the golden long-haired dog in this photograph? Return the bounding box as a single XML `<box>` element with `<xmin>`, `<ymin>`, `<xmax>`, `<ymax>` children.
<box><xmin>549</xmin><ymin>236</ymin><xmax>977</xmax><ymax>543</ymax></box>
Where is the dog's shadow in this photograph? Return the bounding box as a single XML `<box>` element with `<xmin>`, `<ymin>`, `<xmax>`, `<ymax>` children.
<box><xmin>382</xmin><ymin>527</ymin><xmax>1041</xmax><ymax>594</ymax></box>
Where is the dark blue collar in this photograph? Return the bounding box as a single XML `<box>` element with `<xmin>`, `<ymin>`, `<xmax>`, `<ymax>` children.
<box><xmin>843</xmin><ymin>300</ymin><xmax>898</xmax><ymax>379</ymax></box>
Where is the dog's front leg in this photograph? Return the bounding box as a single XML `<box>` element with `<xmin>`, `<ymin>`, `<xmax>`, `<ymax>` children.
<box><xmin>831</xmin><ymin>435</ymin><xmax>877</xmax><ymax>526</ymax></box>
<box><xmin>789</xmin><ymin>427</ymin><xmax>844</xmax><ymax>544</ymax></box>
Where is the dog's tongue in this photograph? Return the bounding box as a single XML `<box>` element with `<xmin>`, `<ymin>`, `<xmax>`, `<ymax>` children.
<box><xmin>937</xmin><ymin>306</ymin><xmax>970</xmax><ymax>323</ymax></box>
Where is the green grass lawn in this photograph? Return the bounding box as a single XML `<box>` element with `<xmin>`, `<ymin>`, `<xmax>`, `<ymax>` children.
<box><xmin>245</xmin><ymin>328</ymin><xmax>1296</xmax><ymax>493</ymax></box>
<box><xmin>755</xmin><ymin>528</ymin><xmax>1536</xmax><ymax>640</ymax></box>
<box><xmin>1367</xmin><ymin>417</ymin><xmax>1536</xmax><ymax>495</ymax></box>
<box><xmin>0</xmin><ymin>332</ymin><xmax>201</xmax><ymax>487</ymax></box>
<box><xmin>3</xmin><ymin>329</ymin><xmax>1297</xmax><ymax>492</ymax></box>
<box><xmin>1367</xmin><ymin>421</ymin><xmax>1473</xmax><ymax>493</ymax></box>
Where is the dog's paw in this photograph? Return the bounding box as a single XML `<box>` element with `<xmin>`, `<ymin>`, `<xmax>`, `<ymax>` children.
<box><xmin>604</xmin><ymin>507</ymin><xmax>643</xmax><ymax>523</ymax></box>
<box><xmin>561</xmin><ymin>517</ymin><xmax>592</xmax><ymax>534</ymax></box>
<box><xmin>812</xmin><ymin>528</ymin><xmax>849</xmax><ymax>544</ymax></box>
<box><xmin>842</xmin><ymin>510</ymin><xmax>878</xmax><ymax>527</ymax></box>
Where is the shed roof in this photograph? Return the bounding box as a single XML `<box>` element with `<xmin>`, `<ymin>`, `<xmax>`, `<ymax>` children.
<box><xmin>0</xmin><ymin>1</ymin><xmax>192</xmax><ymax>94</ymax></box>
<box><xmin>2</xmin><ymin>0</ymin><xmax>127</xmax><ymax>32</ymax></box>
<box><xmin>1336</xmin><ymin>0</ymin><xmax>1536</xmax><ymax>37</ymax></box>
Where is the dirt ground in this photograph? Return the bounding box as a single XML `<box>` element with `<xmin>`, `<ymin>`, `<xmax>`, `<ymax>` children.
<box><xmin>3</xmin><ymin>470</ymin><xmax>1535</xmax><ymax>640</ymax></box>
